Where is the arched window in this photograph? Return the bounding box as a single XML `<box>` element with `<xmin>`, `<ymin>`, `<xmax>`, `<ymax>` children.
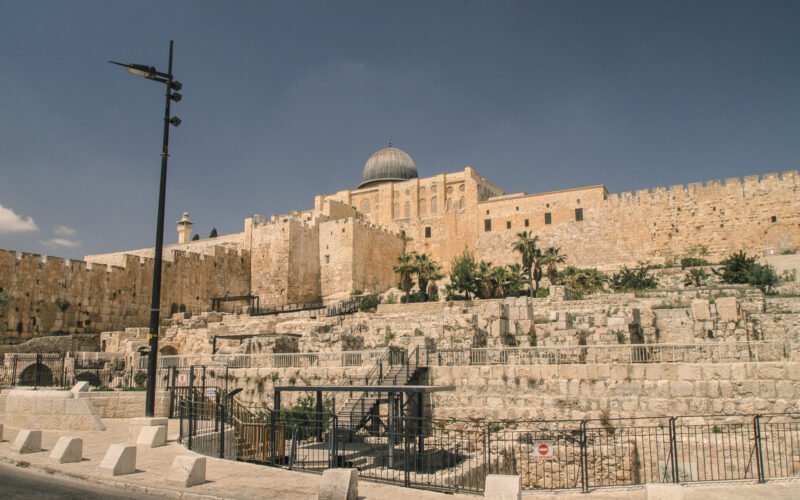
<box><xmin>359</xmin><ymin>199</ymin><xmax>371</xmax><ymax>214</ymax></box>
<box><xmin>431</xmin><ymin>196</ymin><xmax>438</xmax><ymax>214</ymax></box>
<box><xmin>419</xmin><ymin>187</ymin><xmax>427</xmax><ymax>196</ymax></box>
<box><xmin>459</xmin><ymin>184</ymin><xmax>465</xmax><ymax>192</ymax></box>
<box><xmin>431</xmin><ymin>185</ymin><xmax>438</xmax><ymax>194</ymax></box>
<box><xmin>419</xmin><ymin>199</ymin><xmax>427</xmax><ymax>216</ymax></box>
<box><xmin>393</xmin><ymin>203</ymin><xmax>400</xmax><ymax>219</ymax></box>
<box><xmin>458</xmin><ymin>197</ymin><xmax>465</xmax><ymax>210</ymax></box>
<box><xmin>404</xmin><ymin>201</ymin><xmax>410</xmax><ymax>218</ymax></box>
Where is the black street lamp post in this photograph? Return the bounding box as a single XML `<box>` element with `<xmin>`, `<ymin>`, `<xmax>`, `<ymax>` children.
<box><xmin>110</xmin><ymin>40</ymin><xmax>183</xmax><ymax>417</ymax></box>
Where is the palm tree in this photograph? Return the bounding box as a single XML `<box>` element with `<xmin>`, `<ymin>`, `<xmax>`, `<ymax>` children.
<box><xmin>540</xmin><ymin>246</ymin><xmax>567</xmax><ymax>284</ymax></box>
<box><xmin>532</xmin><ymin>248</ymin><xmax>544</xmax><ymax>294</ymax></box>
<box><xmin>476</xmin><ymin>261</ymin><xmax>494</xmax><ymax>299</ymax></box>
<box><xmin>393</xmin><ymin>253</ymin><xmax>416</xmax><ymax>302</ymax></box>
<box><xmin>506</xmin><ymin>263</ymin><xmax>526</xmax><ymax>297</ymax></box>
<box><xmin>490</xmin><ymin>266</ymin><xmax>509</xmax><ymax>298</ymax></box>
<box><xmin>413</xmin><ymin>253</ymin><xmax>443</xmax><ymax>301</ymax></box>
<box><xmin>512</xmin><ymin>231</ymin><xmax>539</xmax><ymax>297</ymax></box>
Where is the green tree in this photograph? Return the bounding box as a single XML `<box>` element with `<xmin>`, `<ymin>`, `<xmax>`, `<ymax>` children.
<box><xmin>393</xmin><ymin>253</ymin><xmax>416</xmax><ymax>302</ymax></box>
<box><xmin>746</xmin><ymin>262</ymin><xmax>780</xmax><ymax>294</ymax></box>
<box><xmin>540</xmin><ymin>246</ymin><xmax>567</xmax><ymax>283</ymax></box>
<box><xmin>512</xmin><ymin>231</ymin><xmax>539</xmax><ymax>297</ymax></box>
<box><xmin>684</xmin><ymin>268</ymin><xmax>709</xmax><ymax>287</ymax></box>
<box><xmin>490</xmin><ymin>266</ymin><xmax>510</xmax><ymax>298</ymax></box>
<box><xmin>413</xmin><ymin>253</ymin><xmax>442</xmax><ymax>301</ymax></box>
<box><xmin>446</xmin><ymin>250</ymin><xmax>479</xmax><ymax>300</ymax></box>
<box><xmin>476</xmin><ymin>261</ymin><xmax>495</xmax><ymax>299</ymax></box>
<box><xmin>556</xmin><ymin>267</ymin><xmax>607</xmax><ymax>298</ymax></box>
<box><xmin>191</xmin><ymin>234</ymin><xmax>200</xmax><ymax>241</ymax></box>
<box><xmin>610</xmin><ymin>265</ymin><xmax>659</xmax><ymax>291</ymax></box>
<box><xmin>209</xmin><ymin>227</ymin><xmax>218</xmax><ymax>238</ymax></box>
<box><xmin>714</xmin><ymin>251</ymin><xmax>758</xmax><ymax>284</ymax></box>
<box><xmin>506</xmin><ymin>264</ymin><xmax>527</xmax><ymax>297</ymax></box>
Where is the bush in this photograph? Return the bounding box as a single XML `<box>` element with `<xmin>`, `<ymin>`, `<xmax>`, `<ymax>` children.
<box><xmin>680</xmin><ymin>257</ymin><xmax>710</xmax><ymax>269</ymax></box>
<box><xmin>133</xmin><ymin>370</ymin><xmax>147</xmax><ymax>388</ymax></box>
<box><xmin>715</xmin><ymin>251</ymin><xmax>780</xmax><ymax>293</ymax></box>
<box><xmin>610</xmin><ymin>266</ymin><xmax>659</xmax><ymax>291</ymax></box>
<box><xmin>358</xmin><ymin>294</ymin><xmax>380</xmax><ymax>312</ymax></box>
<box><xmin>400</xmin><ymin>291</ymin><xmax>426</xmax><ymax>304</ymax></box>
<box><xmin>384</xmin><ymin>292</ymin><xmax>397</xmax><ymax>304</ymax></box>
<box><xmin>556</xmin><ymin>267</ymin><xmax>608</xmax><ymax>298</ymax></box>
<box><xmin>684</xmin><ymin>268</ymin><xmax>709</xmax><ymax>287</ymax></box>
<box><xmin>534</xmin><ymin>287</ymin><xmax>550</xmax><ymax>298</ymax></box>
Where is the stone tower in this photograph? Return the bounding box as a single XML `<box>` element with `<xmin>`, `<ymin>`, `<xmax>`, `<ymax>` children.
<box><xmin>177</xmin><ymin>212</ymin><xmax>193</xmax><ymax>244</ymax></box>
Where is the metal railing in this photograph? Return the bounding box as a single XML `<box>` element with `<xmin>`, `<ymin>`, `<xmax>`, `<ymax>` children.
<box><xmin>152</xmin><ymin>349</ymin><xmax>390</xmax><ymax>369</ymax></box>
<box><xmin>425</xmin><ymin>341</ymin><xmax>793</xmax><ymax>366</ymax></box>
<box><xmin>178</xmin><ymin>404</ymin><xmax>800</xmax><ymax>494</ymax></box>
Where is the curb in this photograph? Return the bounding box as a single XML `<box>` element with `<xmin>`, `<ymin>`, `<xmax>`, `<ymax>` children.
<box><xmin>0</xmin><ymin>451</ymin><xmax>228</xmax><ymax>500</ymax></box>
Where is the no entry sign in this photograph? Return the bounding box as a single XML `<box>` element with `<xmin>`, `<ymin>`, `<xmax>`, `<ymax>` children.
<box><xmin>532</xmin><ymin>440</ymin><xmax>554</xmax><ymax>461</ymax></box>
<box><xmin>177</xmin><ymin>373</ymin><xmax>188</xmax><ymax>385</ymax></box>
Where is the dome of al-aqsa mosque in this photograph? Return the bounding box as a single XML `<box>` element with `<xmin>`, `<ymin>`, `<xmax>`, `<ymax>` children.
<box><xmin>359</xmin><ymin>146</ymin><xmax>418</xmax><ymax>188</ymax></box>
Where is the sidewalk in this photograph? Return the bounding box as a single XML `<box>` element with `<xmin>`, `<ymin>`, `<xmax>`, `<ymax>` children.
<box><xmin>0</xmin><ymin>420</ymin><xmax>797</xmax><ymax>499</ymax></box>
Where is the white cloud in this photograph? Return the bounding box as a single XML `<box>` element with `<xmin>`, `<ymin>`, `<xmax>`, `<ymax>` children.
<box><xmin>54</xmin><ymin>225</ymin><xmax>77</xmax><ymax>237</ymax></box>
<box><xmin>40</xmin><ymin>237</ymin><xmax>81</xmax><ymax>248</ymax></box>
<box><xmin>0</xmin><ymin>204</ymin><xmax>38</xmax><ymax>233</ymax></box>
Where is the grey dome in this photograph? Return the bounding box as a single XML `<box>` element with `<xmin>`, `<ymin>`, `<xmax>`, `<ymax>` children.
<box><xmin>359</xmin><ymin>146</ymin><xmax>418</xmax><ymax>188</ymax></box>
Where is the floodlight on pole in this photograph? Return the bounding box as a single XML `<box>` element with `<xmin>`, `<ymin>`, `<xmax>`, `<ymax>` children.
<box><xmin>109</xmin><ymin>40</ymin><xmax>183</xmax><ymax>417</ymax></box>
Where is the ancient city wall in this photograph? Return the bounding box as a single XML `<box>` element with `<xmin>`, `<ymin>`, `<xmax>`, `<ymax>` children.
<box><xmin>351</xmin><ymin>219</ymin><xmax>404</xmax><ymax>296</ymax></box>
<box><xmin>430</xmin><ymin>360</ymin><xmax>800</xmax><ymax>421</ymax></box>
<box><xmin>0</xmin><ymin>247</ymin><xmax>250</xmax><ymax>339</ymax></box>
<box><xmin>474</xmin><ymin>171</ymin><xmax>800</xmax><ymax>270</ymax></box>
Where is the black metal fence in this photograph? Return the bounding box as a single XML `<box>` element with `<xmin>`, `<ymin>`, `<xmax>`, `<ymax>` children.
<box><xmin>177</xmin><ymin>401</ymin><xmax>800</xmax><ymax>494</ymax></box>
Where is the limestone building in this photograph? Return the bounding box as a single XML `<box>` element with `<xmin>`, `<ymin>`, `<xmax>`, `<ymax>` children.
<box><xmin>1</xmin><ymin>145</ymin><xmax>799</xmax><ymax>337</ymax></box>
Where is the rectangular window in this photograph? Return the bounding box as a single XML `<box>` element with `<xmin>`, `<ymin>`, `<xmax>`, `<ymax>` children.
<box><xmin>425</xmin><ymin>227</ymin><xmax>432</xmax><ymax>238</ymax></box>
<box><xmin>524</xmin><ymin>219</ymin><xmax>529</xmax><ymax>227</ymax></box>
<box><xmin>771</xmin><ymin>215</ymin><xmax>778</xmax><ymax>223</ymax></box>
<box><xmin>484</xmin><ymin>219</ymin><xmax>492</xmax><ymax>232</ymax></box>
<box><xmin>506</xmin><ymin>221</ymin><xmax>511</xmax><ymax>229</ymax></box>
<box><xmin>324</xmin><ymin>255</ymin><xmax>330</xmax><ymax>264</ymax></box>
<box><xmin>575</xmin><ymin>208</ymin><xmax>584</xmax><ymax>222</ymax></box>
<box><xmin>544</xmin><ymin>212</ymin><xmax>552</xmax><ymax>225</ymax></box>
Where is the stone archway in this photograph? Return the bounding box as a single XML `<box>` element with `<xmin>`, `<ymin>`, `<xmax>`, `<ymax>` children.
<box><xmin>74</xmin><ymin>371</ymin><xmax>101</xmax><ymax>387</ymax></box>
<box><xmin>159</xmin><ymin>345</ymin><xmax>178</xmax><ymax>356</ymax></box>
<box><xmin>18</xmin><ymin>363</ymin><xmax>54</xmax><ymax>386</ymax></box>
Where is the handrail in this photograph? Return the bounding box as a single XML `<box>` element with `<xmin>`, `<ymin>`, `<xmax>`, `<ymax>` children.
<box><xmin>153</xmin><ymin>349</ymin><xmax>389</xmax><ymax>369</ymax></box>
<box><xmin>425</xmin><ymin>340</ymin><xmax>794</xmax><ymax>366</ymax></box>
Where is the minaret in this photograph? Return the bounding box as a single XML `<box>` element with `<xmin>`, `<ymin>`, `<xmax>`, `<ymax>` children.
<box><xmin>177</xmin><ymin>212</ymin><xmax>193</xmax><ymax>244</ymax></box>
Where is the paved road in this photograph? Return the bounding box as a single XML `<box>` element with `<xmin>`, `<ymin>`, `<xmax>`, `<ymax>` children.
<box><xmin>0</xmin><ymin>461</ymin><xmax>160</xmax><ymax>499</ymax></box>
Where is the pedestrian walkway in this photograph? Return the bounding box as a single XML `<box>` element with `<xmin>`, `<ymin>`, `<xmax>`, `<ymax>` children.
<box><xmin>0</xmin><ymin>419</ymin><xmax>797</xmax><ymax>499</ymax></box>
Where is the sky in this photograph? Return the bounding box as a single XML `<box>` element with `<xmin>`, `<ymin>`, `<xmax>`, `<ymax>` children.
<box><xmin>0</xmin><ymin>1</ymin><xmax>798</xmax><ymax>259</ymax></box>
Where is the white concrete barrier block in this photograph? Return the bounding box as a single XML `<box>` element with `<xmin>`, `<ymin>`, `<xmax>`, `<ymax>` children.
<box><xmin>12</xmin><ymin>429</ymin><xmax>42</xmax><ymax>454</ymax></box>
<box><xmin>484</xmin><ymin>474</ymin><xmax>521</xmax><ymax>500</ymax></box>
<box><xmin>136</xmin><ymin>425</ymin><xmax>166</xmax><ymax>448</ymax></box>
<box><xmin>319</xmin><ymin>468</ymin><xmax>358</xmax><ymax>500</ymax></box>
<box><xmin>645</xmin><ymin>484</ymin><xmax>685</xmax><ymax>500</ymax></box>
<box><xmin>168</xmin><ymin>455</ymin><xmax>206</xmax><ymax>487</ymax></box>
<box><xmin>129</xmin><ymin>417</ymin><xmax>168</xmax><ymax>443</ymax></box>
<box><xmin>49</xmin><ymin>437</ymin><xmax>83</xmax><ymax>464</ymax></box>
<box><xmin>99</xmin><ymin>443</ymin><xmax>136</xmax><ymax>476</ymax></box>
<box><xmin>71</xmin><ymin>382</ymin><xmax>91</xmax><ymax>393</ymax></box>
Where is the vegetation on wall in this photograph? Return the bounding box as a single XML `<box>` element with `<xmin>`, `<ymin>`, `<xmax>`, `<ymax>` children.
<box><xmin>610</xmin><ymin>265</ymin><xmax>659</xmax><ymax>291</ymax></box>
<box><xmin>714</xmin><ymin>251</ymin><xmax>779</xmax><ymax>293</ymax></box>
<box><xmin>555</xmin><ymin>267</ymin><xmax>607</xmax><ymax>298</ymax></box>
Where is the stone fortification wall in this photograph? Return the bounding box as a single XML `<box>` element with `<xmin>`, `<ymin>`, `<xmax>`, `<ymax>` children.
<box><xmin>475</xmin><ymin>171</ymin><xmax>799</xmax><ymax>270</ymax></box>
<box><xmin>430</xmin><ymin>360</ymin><xmax>800</xmax><ymax>421</ymax></box>
<box><xmin>85</xmin><ymin>232</ymin><xmax>246</xmax><ymax>267</ymax></box>
<box><xmin>351</xmin><ymin>219</ymin><xmax>404</xmax><ymax>296</ymax></box>
<box><xmin>0</xmin><ymin>247</ymin><xmax>250</xmax><ymax>339</ymax></box>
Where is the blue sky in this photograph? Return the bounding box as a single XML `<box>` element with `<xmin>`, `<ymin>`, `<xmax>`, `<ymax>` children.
<box><xmin>1</xmin><ymin>1</ymin><xmax>798</xmax><ymax>259</ymax></box>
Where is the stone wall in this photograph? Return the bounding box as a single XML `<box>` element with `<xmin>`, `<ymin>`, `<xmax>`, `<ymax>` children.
<box><xmin>0</xmin><ymin>248</ymin><xmax>250</xmax><ymax>339</ymax></box>
<box><xmin>430</xmin><ymin>361</ymin><xmax>800</xmax><ymax>421</ymax></box>
<box><xmin>76</xmin><ymin>390</ymin><xmax>169</xmax><ymax>418</ymax></box>
<box><xmin>3</xmin><ymin>389</ymin><xmax>106</xmax><ymax>431</ymax></box>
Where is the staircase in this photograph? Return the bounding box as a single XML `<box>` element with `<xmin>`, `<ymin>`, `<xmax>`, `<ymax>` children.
<box><xmin>337</xmin><ymin>347</ymin><xmax>422</xmax><ymax>433</ymax></box>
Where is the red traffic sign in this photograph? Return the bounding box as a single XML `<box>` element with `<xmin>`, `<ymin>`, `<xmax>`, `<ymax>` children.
<box><xmin>532</xmin><ymin>440</ymin><xmax>554</xmax><ymax>461</ymax></box>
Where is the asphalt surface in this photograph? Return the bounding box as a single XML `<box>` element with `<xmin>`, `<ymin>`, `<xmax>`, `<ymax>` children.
<box><xmin>0</xmin><ymin>461</ymin><xmax>160</xmax><ymax>499</ymax></box>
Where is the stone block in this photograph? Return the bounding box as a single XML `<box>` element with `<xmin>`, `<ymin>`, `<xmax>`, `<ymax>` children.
<box><xmin>49</xmin><ymin>437</ymin><xmax>83</xmax><ymax>464</ymax></box>
<box><xmin>716</xmin><ymin>297</ymin><xmax>739</xmax><ymax>322</ymax></box>
<box><xmin>12</xmin><ymin>429</ymin><xmax>42</xmax><ymax>454</ymax></box>
<box><xmin>319</xmin><ymin>468</ymin><xmax>358</xmax><ymax>500</ymax></box>
<box><xmin>645</xmin><ymin>483</ymin><xmax>684</xmax><ymax>500</ymax></box>
<box><xmin>137</xmin><ymin>425</ymin><xmax>166</xmax><ymax>448</ymax></box>
<box><xmin>99</xmin><ymin>443</ymin><xmax>136</xmax><ymax>476</ymax></box>
<box><xmin>128</xmin><ymin>417</ymin><xmax>168</xmax><ymax>443</ymax></box>
<box><xmin>484</xmin><ymin>474</ymin><xmax>521</xmax><ymax>500</ymax></box>
<box><xmin>71</xmin><ymin>381</ymin><xmax>91</xmax><ymax>393</ymax></box>
<box><xmin>691</xmin><ymin>299</ymin><xmax>710</xmax><ymax>321</ymax></box>
<box><xmin>168</xmin><ymin>455</ymin><xmax>206</xmax><ymax>487</ymax></box>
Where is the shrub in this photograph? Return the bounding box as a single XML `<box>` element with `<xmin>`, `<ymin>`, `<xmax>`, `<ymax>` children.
<box><xmin>400</xmin><ymin>291</ymin><xmax>426</xmax><ymax>304</ymax></box>
<box><xmin>556</xmin><ymin>267</ymin><xmax>607</xmax><ymax>298</ymax></box>
<box><xmin>534</xmin><ymin>287</ymin><xmax>550</xmax><ymax>298</ymax></box>
<box><xmin>684</xmin><ymin>268</ymin><xmax>709</xmax><ymax>287</ymax></box>
<box><xmin>384</xmin><ymin>292</ymin><xmax>397</xmax><ymax>304</ymax></box>
<box><xmin>358</xmin><ymin>294</ymin><xmax>380</xmax><ymax>312</ymax></box>
<box><xmin>133</xmin><ymin>370</ymin><xmax>147</xmax><ymax>388</ymax></box>
<box><xmin>680</xmin><ymin>257</ymin><xmax>710</xmax><ymax>269</ymax></box>
<box><xmin>610</xmin><ymin>266</ymin><xmax>659</xmax><ymax>291</ymax></box>
<box><xmin>780</xmin><ymin>248</ymin><xmax>798</xmax><ymax>255</ymax></box>
<box><xmin>715</xmin><ymin>251</ymin><xmax>780</xmax><ymax>293</ymax></box>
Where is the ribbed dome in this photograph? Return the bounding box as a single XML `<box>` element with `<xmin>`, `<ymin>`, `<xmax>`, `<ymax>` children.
<box><xmin>359</xmin><ymin>146</ymin><xmax>418</xmax><ymax>189</ymax></box>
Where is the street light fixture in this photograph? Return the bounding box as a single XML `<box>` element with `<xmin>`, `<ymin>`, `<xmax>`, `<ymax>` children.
<box><xmin>109</xmin><ymin>40</ymin><xmax>183</xmax><ymax>417</ymax></box>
